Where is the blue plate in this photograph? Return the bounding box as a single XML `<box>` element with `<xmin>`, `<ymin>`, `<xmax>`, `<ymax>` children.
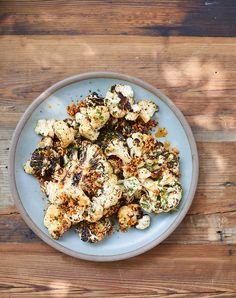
<box><xmin>9</xmin><ymin>72</ymin><xmax>199</xmax><ymax>261</ymax></box>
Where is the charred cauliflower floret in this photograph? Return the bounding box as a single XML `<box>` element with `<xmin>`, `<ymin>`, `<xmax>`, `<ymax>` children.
<box><xmin>85</xmin><ymin>92</ymin><xmax>105</xmax><ymax>107</ymax></box>
<box><xmin>138</xmin><ymin>100</ymin><xmax>158</xmax><ymax>123</ymax></box>
<box><xmin>125</xmin><ymin>103</ymin><xmax>140</xmax><ymax>121</ymax></box>
<box><xmin>45</xmin><ymin>141</ymin><xmax>112</xmax><ymax>204</ymax></box>
<box><xmin>44</xmin><ymin>204</ymin><xmax>71</xmax><ymax>240</ymax></box>
<box><xmin>136</xmin><ymin>215</ymin><xmax>151</xmax><ymax>230</ymax></box>
<box><xmin>118</xmin><ymin>204</ymin><xmax>142</xmax><ymax>231</ymax></box>
<box><xmin>87</xmin><ymin>106</ymin><xmax>110</xmax><ymax>130</ymax></box>
<box><xmin>76</xmin><ymin>218</ymin><xmax>113</xmax><ymax>243</ymax></box>
<box><xmin>127</xmin><ymin>132</ymin><xmax>147</xmax><ymax>158</ymax></box>
<box><xmin>104</xmin><ymin>138</ymin><xmax>131</xmax><ymax>164</ymax></box>
<box><xmin>53</xmin><ymin>120</ymin><xmax>75</xmax><ymax>148</ymax></box>
<box><xmin>24</xmin><ymin>147</ymin><xmax>63</xmax><ymax>180</ymax></box>
<box><xmin>35</xmin><ymin>119</ymin><xmax>55</xmax><ymax>137</ymax></box>
<box><xmin>105</xmin><ymin>84</ymin><xmax>134</xmax><ymax>118</ymax></box>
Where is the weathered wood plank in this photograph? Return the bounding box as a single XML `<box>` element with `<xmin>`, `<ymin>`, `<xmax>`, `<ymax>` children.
<box><xmin>0</xmin><ymin>36</ymin><xmax>236</xmax><ymax>135</ymax></box>
<box><xmin>1</xmin><ymin>1</ymin><xmax>236</xmax><ymax>296</ymax></box>
<box><xmin>1</xmin><ymin>210</ymin><xmax>235</xmax><ymax>245</ymax></box>
<box><xmin>0</xmin><ymin>244</ymin><xmax>235</xmax><ymax>297</ymax></box>
<box><xmin>0</xmin><ymin>0</ymin><xmax>236</xmax><ymax>37</ymax></box>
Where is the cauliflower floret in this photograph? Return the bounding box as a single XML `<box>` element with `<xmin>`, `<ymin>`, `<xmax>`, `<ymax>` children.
<box><xmin>160</xmin><ymin>169</ymin><xmax>177</xmax><ymax>186</ymax></box>
<box><xmin>123</xmin><ymin>177</ymin><xmax>142</xmax><ymax>196</ymax></box>
<box><xmin>87</xmin><ymin>106</ymin><xmax>110</xmax><ymax>130</ymax></box>
<box><xmin>66</xmin><ymin>204</ymin><xmax>85</xmax><ymax>224</ymax></box>
<box><xmin>118</xmin><ymin>204</ymin><xmax>142</xmax><ymax>231</ymax></box>
<box><xmin>139</xmin><ymin>193</ymin><xmax>158</xmax><ymax>213</ymax></box>
<box><xmin>75</xmin><ymin>106</ymin><xmax>108</xmax><ymax>141</ymax></box>
<box><xmin>53</xmin><ymin>120</ymin><xmax>75</xmax><ymax>148</ymax></box>
<box><xmin>85</xmin><ymin>92</ymin><xmax>105</xmax><ymax>107</ymax></box>
<box><xmin>23</xmin><ymin>160</ymin><xmax>34</xmax><ymax>174</ymax></box>
<box><xmin>159</xmin><ymin>184</ymin><xmax>182</xmax><ymax>212</ymax></box>
<box><xmin>44</xmin><ymin>204</ymin><xmax>71</xmax><ymax>239</ymax></box>
<box><xmin>137</xmin><ymin>168</ymin><xmax>152</xmax><ymax>180</ymax></box>
<box><xmin>105</xmin><ymin>138</ymin><xmax>131</xmax><ymax>164</ymax></box>
<box><xmin>98</xmin><ymin>174</ymin><xmax>122</xmax><ymax>209</ymax></box>
<box><xmin>76</xmin><ymin>116</ymin><xmax>99</xmax><ymax>141</ymax></box>
<box><xmin>136</xmin><ymin>215</ymin><xmax>151</xmax><ymax>230</ymax></box>
<box><xmin>138</xmin><ymin>100</ymin><xmax>158</xmax><ymax>123</ymax></box>
<box><xmin>127</xmin><ymin>132</ymin><xmax>147</xmax><ymax>157</ymax></box>
<box><xmin>105</xmin><ymin>84</ymin><xmax>134</xmax><ymax>118</ymax></box>
<box><xmin>140</xmin><ymin>182</ymin><xmax>182</xmax><ymax>213</ymax></box>
<box><xmin>125</xmin><ymin>104</ymin><xmax>140</xmax><ymax>121</ymax></box>
<box><xmin>76</xmin><ymin>218</ymin><xmax>112</xmax><ymax>243</ymax></box>
<box><xmin>142</xmin><ymin>178</ymin><xmax>160</xmax><ymax>194</ymax></box>
<box><xmin>35</xmin><ymin>119</ymin><xmax>55</xmax><ymax>137</ymax></box>
<box><xmin>24</xmin><ymin>147</ymin><xmax>62</xmax><ymax>180</ymax></box>
<box><xmin>86</xmin><ymin>199</ymin><xmax>104</xmax><ymax>222</ymax></box>
<box><xmin>45</xmin><ymin>178</ymin><xmax>90</xmax><ymax>206</ymax></box>
<box><xmin>114</xmin><ymin>84</ymin><xmax>134</xmax><ymax>98</ymax></box>
<box><xmin>39</xmin><ymin>136</ymin><xmax>53</xmax><ymax>148</ymax></box>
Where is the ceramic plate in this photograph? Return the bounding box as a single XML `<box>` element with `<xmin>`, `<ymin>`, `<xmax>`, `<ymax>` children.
<box><xmin>9</xmin><ymin>72</ymin><xmax>199</xmax><ymax>261</ymax></box>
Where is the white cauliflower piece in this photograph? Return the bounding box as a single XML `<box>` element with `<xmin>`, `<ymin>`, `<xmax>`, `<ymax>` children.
<box><xmin>139</xmin><ymin>193</ymin><xmax>158</xmax><ymax>213</ymax></box>
<box><xmin>105</xmin><ymin>138</ymin><xmax>131</xmax><ymax>164</ymax></box>
<box><xmin>35</xmin><ymin>119</ymin><xmax>55</xmax><ymax>137</ymax></box>
<box><xmin>138</xmin><ymin>100</ymin><xmax>158</xmax><ymax>123</ymax></box>
<box><xmin>98</xmin><ymin>174</ymin><xmax>122</xmax><ymax>209</ymax></box>
<box><xmin>87</xmin><ymin>106</ymin><xmax>110</xmax><ymax>130</ymax></box>
<box><xmin>118</xmin><ymin>204</ymin><xmax>142</xmax><ymax>231</ymax></box>
<box><xmin>159</xmin><ymin>184</ymin><xmax>182</xmax><ymax>212</ymax></box>
<box><xmin>142</xmin><ymin>178</ymin><xmax>160</xmax><ymax>194</ymax></box>
<box><xmin>125</xmin><ymin>104</ymin><xmax>140</xmax><ymax>121</ymax></box>
<box><xmin>44</xmin><ymin>204</ymin><xmax>71</xmax><ymax>240</ymax></box>
<box><xmin>127</xmin><ymin>132</ymin><xmax>147</xmax><ymax>157</ymax></box>
<box><xmin>39</xmin><ymin>136</ymin><xmax>53</xmax><ymax>148</ymax></box>
<box><xmin>160</xmin><ymin>169</ymin><xmax>177</xmax><ymax>186</ymax></box>
<box><xmin>53</xmin><ymin>120</ymin><xmax>75</xmax><ymax>148</ymax></box>
<box><xmin>136</xmin><ymin>215</ymin><xmax>151</xmax><ymax>230</ymax></box>
<box><xmin>78</xmin><ymin>117</ymin><xmax>99</xmax><ymax>141</ymax></box>
<box><xmin>75</xmin><ymin>105</ymin><xmax>109</xmax><ymax>141</ymax></box>
<box><xmin>105</xmin><ymin>84</ymin><xmax>134</xmax><ymax>118</ymax></box>
<box><xmin>86</xmin><ymin>200</ymin><xmax>104</xmax><ymax>223</ymax></box>
<box><xmin>23</xmin><ymin>160</ymin><xmax>34</xmax><ymax>174</ymax></box>
<box><xmin>115</xmin><ymin>84</ymin><xmax>134</xmax><ymax>98</ymax></box>
<box><xmin>137</xmin><ymin>168</ymin><xmax>152</xmax><ymax>180</ymax></box>
<box><xmin>123</xmin><ymin>177</ymin><xmax>142</xmax><ymax>196</ymax></box>
<box><xmin>45</xmin><ymin>178</ymin><xmax>90</xmax><ymax>206</ymax></box>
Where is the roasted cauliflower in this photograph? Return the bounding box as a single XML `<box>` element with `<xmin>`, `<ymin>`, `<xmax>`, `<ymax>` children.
<box><xmin>24</xmin><ymin>83</ymin><xmax>182</xmax><ymax>242</ymax></box>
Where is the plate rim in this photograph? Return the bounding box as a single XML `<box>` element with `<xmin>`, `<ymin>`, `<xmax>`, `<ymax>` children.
<box><xmin>9</xmin><ymin>71</ymin><xmax>199</xmax><ymax>262</ymax></box>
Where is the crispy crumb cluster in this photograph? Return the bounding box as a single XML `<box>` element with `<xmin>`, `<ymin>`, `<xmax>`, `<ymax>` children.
<box><xmin>24</xmin><ymin>84</ymin><xmax>182</xmax><ymax>242</ymax></box>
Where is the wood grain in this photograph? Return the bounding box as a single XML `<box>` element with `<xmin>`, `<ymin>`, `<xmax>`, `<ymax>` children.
<box><xmin>0</xmin><ymin>36</ymin><xmax>236</xmax><ymax>136</ymax></box>
<box><xmin>1</xmin><ymin>1</ymin><xmax>236</xmax><ymax>296</ymax></box>
<box><xmin>0</xmin><ymin>244</ymin><xmax>236</xmax><ymax>297</ymax></box>
<box><xmin>0</xmin><ymin>0</ymin><xmax>236</xmax><ymax>37</ymax></box>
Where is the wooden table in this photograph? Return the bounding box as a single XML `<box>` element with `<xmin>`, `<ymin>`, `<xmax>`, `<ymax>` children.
<box><xmin>1</xmin><ymin>1</ymin><xmax>236</xmax><ymax>297</ymax></box>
